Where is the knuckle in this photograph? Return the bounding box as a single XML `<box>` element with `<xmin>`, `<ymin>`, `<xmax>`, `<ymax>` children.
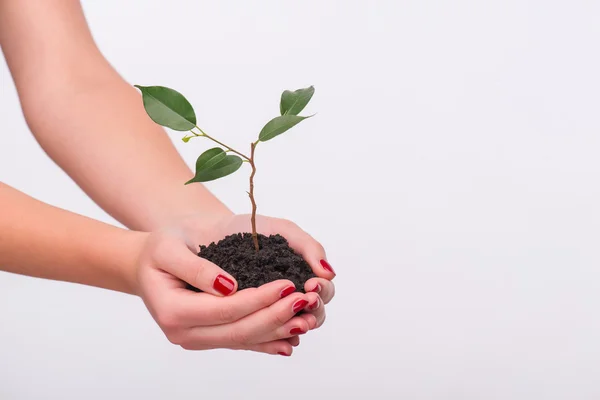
<box><xmin>192</xmin><ymin>261</ymin><xmax>207</xmax><ymax>286</ymax></box>
<box><xmin>274</xmin><ymin>328</ymin><xmax>289</xmax><ymax>340</ymax></box>
<box><xmin>254</xmin><ymin>288</ymin><xmax>276</xmax><ymax>309</ymax></box>
<box><xmin>260</xmin><ymin>296</ymin><xmax>276</xmax><ymax>310</ymax></box>
<box><xmin>273</xmin><ymin>310</ymin><xmax>290</xmax><ymax>326</ymax></box>
<box><xmin>216</xmin><ymin>303</ymin><xmax>237</xmax><ymax>324</ymax></box>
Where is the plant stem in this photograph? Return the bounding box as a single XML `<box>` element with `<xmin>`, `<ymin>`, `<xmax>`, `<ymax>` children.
<box><xmin>249</xmin><ymin>142</ymin><xmax>259</xmax><ymax>251</ymax></box>
<box><xmin>193</xmin><ymin>127</ymin><xmax>250</xmax><ymax>161</ymax></box>
<box><xmin>191</xmin><ymin>126</ymin><xmax>258</xmax><ymax>251</ymax></box>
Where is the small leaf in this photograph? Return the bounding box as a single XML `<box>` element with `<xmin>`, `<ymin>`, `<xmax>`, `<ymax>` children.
<box><xmin>280</xmin><ymin>86</ymin><xmax>315</xmax><ymax>116</ymax></box>
<box><xmin>182</xmin><ymin>135</ymin><xmax>192</xmax><ymax>143</ymax></box>
<box><xmin>259</xmin><ymin>115</ymin><xmax>311</xmax><ymax>142</ymax></box>
<box><xmin>186</xmin><ymin>148</ymin><xmax>243</xmax><ymax>183</ymax></box>
<box><xmin>134</xmin><ymin>85</ymin><xmax>196</xmax><ymax>131</ymax></box>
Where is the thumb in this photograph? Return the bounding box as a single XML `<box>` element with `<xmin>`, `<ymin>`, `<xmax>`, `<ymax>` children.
<box><xmin>164</xmin><ymin>242</ymin><xmax>238</xmax><ymax>296</ymax></box>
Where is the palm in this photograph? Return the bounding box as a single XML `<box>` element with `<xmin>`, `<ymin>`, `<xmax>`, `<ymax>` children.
<box><xmin>142</xmin><ymin>212</ymin><xmax>335</xmax><ymax>355</ymax></box>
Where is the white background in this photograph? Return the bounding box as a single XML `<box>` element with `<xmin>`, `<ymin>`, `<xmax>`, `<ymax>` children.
<box><xmin>1</xmin><ymin>0</ymin><xmax>600</xmax><ymax>398</ymax></box>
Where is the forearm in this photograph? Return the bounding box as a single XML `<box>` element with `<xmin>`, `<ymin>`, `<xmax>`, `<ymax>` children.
<box><xmin>0</xmin><ymin>183</ymin><xmax>146</xmax><ymax>294</ymax></box>
<box><xmin>24</xmin><ymin>78</ymin><xmax>232</xmax><ymax>231</ymax></box>
<box><xmin>0</xmin><ymin>0</ymin><xmax>231</xmax><ymax>231</ymax></box>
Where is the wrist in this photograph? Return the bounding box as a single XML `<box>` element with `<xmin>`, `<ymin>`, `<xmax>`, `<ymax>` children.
<box><xmin>116</xmin><ymin>229</ymin><xmax>150</xmax><ymax>296</ymax></box>
<box><xmin>133</xmin><ymin>184</ymin><xmax>235</xmax><ymax>231</ymax></box>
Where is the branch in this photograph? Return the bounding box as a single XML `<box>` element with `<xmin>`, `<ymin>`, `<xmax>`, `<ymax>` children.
<box><xmin>192</xmin><ymin>127</ymin><xmax>251</xmax><ymax>161</ymax></box>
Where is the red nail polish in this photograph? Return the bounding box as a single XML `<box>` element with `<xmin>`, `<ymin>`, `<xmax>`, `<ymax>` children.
<box><xmin>213</xmin><ymin>275</ymin><xmax>235</xmax><ymax>296</ymax></box>
<box><xmin>292</xmin><ymin>299</ymin><xmax>309</xmax><ymax>313</ymax></box>
<box><xmin>320</xmin><ymin>259</ymin><xmax>335</xmax><ymax>275</ymax></box>
<box><xmin>310</xmin><ymin>284</ymin><xmax>321</xmax><ymax>293</ymax></box>
<box><xmin>278</xmin><ymin>352</ymin><xmax>290</xmax><ymax>356</ymax></box>
<box><xmin>309</xmin><ymin>299</ymin><xmax>319</xmax><ymax>310</ymax></box>
<box><xmin>280</xmin><ymin>286</ymin><xmax>296</xmax><ymax>298</ymax></box>
<box><xmin>290</xmin><ymin>327</ymin><xmax>306</xmax><ymax>335</ymax></box>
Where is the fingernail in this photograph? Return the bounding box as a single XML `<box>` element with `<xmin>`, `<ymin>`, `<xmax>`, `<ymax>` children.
<box><xmin>309</xmin><ymin>299</ymin><xmax>320</xmax><ymax>310</ymax></box>
<box><xmin>278</xmin><ymin>352</ymin><xmax>290</xmax><ymax>357</ymax></box>
<box><xmin>292</xmin><ymin>299</ymin><xmax>309</xmax><ymax>313</ymax></box>
<box><xmin>290</xmin><ymin>327</ymin><xmax>306</xmax><ymax>335</ymax></box>
<box><xmin>213</xmin><ymin>275</ymin><xmax>235</xmax><ymax>296</ymax></box>
<box><xmin>310</xmin><ymin>284</ymin><xmax>321</xmax><ymax>293</ymax></box>
<box><xmin>280</xmin><ymin>286</ymin><xmax>296</xmax><ymax>298</ymax></box>
<box><xmin>320</xmin><ymin>259</ymin><xmax>335</xmax><ymax>275</ymax></box>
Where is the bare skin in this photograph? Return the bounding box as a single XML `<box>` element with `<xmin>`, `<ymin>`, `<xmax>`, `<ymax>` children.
<box><xmin>0</xmin><ymin>0</ymin><xmax>335</xmax><ymax>355</ymax></box>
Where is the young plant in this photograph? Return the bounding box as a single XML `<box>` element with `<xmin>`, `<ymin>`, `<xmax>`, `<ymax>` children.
<box><xmin>134</xmin><ymin>84</ymin><xmax>315</xmax><ymax>251</ymax></box>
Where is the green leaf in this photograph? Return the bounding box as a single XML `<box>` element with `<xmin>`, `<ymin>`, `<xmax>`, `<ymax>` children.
<box><xmin>259</xmin><ymin>115</ymin><xmax>311</xmax><ymax>142</ymax></box>
<box><xmin>182</xmin><ymin>135</ymin><xmax>192</xmax><ymax>143</ymax></box>
<box><xmin>134</xmin><ymin>85</ymin><xmax>196</xmax><ymax>131</ymax></box>
<box><xmin>280</xmin><ymin>86</ymin><xmax>315</xmax><ymax>116</ymax></box>
<box><xmin>186</xmin><ymin>148</ymin><xmax>243</xmax><ymax>184</ymax></box>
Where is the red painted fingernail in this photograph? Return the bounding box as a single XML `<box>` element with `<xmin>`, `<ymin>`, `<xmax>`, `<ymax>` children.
<box><xmin>213</xmin><ymin>275</ymin><xmax>235</xmax><ymax>296</ymax></box>
<box><xmin>278</xmin><ymin>352</ymin><xmax>290</xmax><ymax>356</ymax></box>
<box><xmin>309</xmin><ymin>299</ymin><xmax>319</xmax><ymax>310</ymax></box>
<box><xmin>292</xmin><ymin>299</ymin><xmax>309</xmax><ymax>313</ymax></box>
<box><xmin>320</xmin><ymin>259</ymin><xmax>335</xmax><ymax>275</ymax></box>
<box><xmin>310</xmin><ymin>284</ymin><xmax>321</xmax><ymax>293</ymax></box>
<box><xmin>290</xmin><ymin>327</ymin><xmax>306</xmax><ymax>335</ymax></box>
<box><xmin>280</xmin><ymin>286</ymin><xmax>296</xmax><ymax>298</ymax></box>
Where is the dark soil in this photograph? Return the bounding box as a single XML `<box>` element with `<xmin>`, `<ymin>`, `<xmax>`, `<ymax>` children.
<box><xmin>188</xmin><ymin>233</ymin><xmax>316</xmax><ymax>293</ymax></box>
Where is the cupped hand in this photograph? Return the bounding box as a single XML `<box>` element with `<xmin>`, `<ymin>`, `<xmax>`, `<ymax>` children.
<box><xmin>200</xmin><ymin>214</ymin><xmax>336</xmax><ymax>333</ymax></box>
<box><xmin>135</xmin><ymin>213</ymin><xmax>335</xmax><ymax>355</ymax></box>
<box><xmin>178</xmin><ymin>213</ymin><xmax>336</xmax><ymax>330</ymax></box>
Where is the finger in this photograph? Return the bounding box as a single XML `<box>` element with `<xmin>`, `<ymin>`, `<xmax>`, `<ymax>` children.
<box><xmin>173</xmin><ymin>280</ymin><xmax>297</xmax><ymax>326</ymax></box>
<box><xmin>159</xmin><ymin>239</ymin><xmax>238</xmax><ymax>296</ymax></box>
<box><xmin>183</xmin><ymin>292</ymin><xmax>310</xmax><ymax>347</ymax></box>
<box><xmin>304</xmin><ymin>277</ymin><xmax>335</xmax><ymax>304</ymax></box>
<box><xmin>269</xmin><ymin>219</ymin><xmax>336</xmax><ymax>279</ymax></box>
<box><xmin>245</xmin><ymin>340</ymin><xmax>294</xmax><ymax>356</ymax></box>
<box><xmin>253</xmin><ymin>292</ymin><xmax>318</xmax><ymax>341</ymax></box>
<box><xmin>180</xmin><ymin>339</ymin><xmax>294</xmax><ymax>356</ymax></box>
<box><xmin>303</xmin><ymin>292</ymin><xmax>321</xmax><ymax>312</ymax></box>
<box><xmin>294</xmin><ymin>291</ymin><xmax>322</xmax><ymax>331</ymax></box>
<box><xmin>300</xmin><ymin>300</ymin><xmax>325</xmax><ymax>330</ymax></box>
<box><xmin>270</xmin><ymin>316</ymin><xmax>311</xmax><ymax>341</ymax></box>
<box><xmin>287</xmin><ymin>336</ymin><xmax>300</xmax><ymax>347</ymax></box>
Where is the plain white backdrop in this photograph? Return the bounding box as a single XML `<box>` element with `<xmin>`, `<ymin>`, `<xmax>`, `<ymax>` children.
<box><xmin>2</xmin><ymin>0</ymin><xmax>600</xmax><ymax>398</ymax></box>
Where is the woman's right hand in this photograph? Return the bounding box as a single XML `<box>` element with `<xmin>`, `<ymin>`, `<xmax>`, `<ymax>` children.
<box><xmin>135</xmin><ymin>228</ymin><xmax>320</xmax><ymax>356</ymax></box>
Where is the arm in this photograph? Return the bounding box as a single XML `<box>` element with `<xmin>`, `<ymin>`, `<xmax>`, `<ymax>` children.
<box><xmin>0</xmin><ymin>1</ymin><xmax>335</xmax><ymax>349</ymax></box>
<box><xmin>0</xmin><ymin>182</ymin><xmax>320</xmax><ymax>355</ymax></box>
<box><xmin>0</xmin><ymin>183</ymin><xmax>144</xmax><ymax>294</ymax></box>
<box><xmin>0</xmin><ymin>0</ymin><xmax>231</xmax><ymax>231</ymax></box>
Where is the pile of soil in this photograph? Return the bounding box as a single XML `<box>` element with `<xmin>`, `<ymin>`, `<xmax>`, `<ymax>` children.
<box><xmin>188</xmin><ymin>233</ymin><xmax>316</xmax><ymax>293</ymax></box>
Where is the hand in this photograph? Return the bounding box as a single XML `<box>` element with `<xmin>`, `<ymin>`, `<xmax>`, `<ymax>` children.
<box><xmin>194</xmin><ymin>214</ymin><xmax>336</xmax><ymax>335</ymax></box>
<box><xmin>135</xmin><ymin>213</ymin><xmax>335</xmax><ymax>355</ymax></box>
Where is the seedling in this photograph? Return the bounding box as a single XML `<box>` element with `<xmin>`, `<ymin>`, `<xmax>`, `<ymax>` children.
<box><xmin>134</xmin><ymin>84</ymin><xmax>315</xmax><ymax>251</ymax></box>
